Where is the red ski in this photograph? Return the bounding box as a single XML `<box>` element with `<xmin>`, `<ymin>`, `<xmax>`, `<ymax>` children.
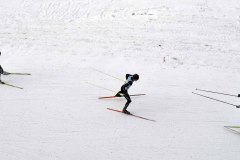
<box><xmin>107</xmin><ymin>108</ymin><xmax>156</xmax><ymax>122</ymax></box>
<box><xmin>99</xmin><ymin>94</ymin><xmax>146</xmax><ymax>99</ymax></box>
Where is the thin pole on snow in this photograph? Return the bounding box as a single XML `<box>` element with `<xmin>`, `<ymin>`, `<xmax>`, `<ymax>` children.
<box><xmin>196</xmin><ymin>88</ymin><xmax>239</xmax><ymax>97</ymax></box>
<box><xmin>85</xmin><ymin>81</ymin><xmax>116</xmax><ymax>93</ymax></box>
<box><xmin>90</xmin><ymin>67</ymin><xmax>125</xmax><ymax>82</ymax></box>
<box><xmin>192</xmin><ymin>92</ymin><xmax>240</xmax><ymax>108</ymax></box>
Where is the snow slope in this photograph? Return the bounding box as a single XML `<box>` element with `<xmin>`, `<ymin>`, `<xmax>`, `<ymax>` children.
<box><xmin>0</xmin><ymin>0</ymin><xmax>240</xmax><ymax>160</ymax></box>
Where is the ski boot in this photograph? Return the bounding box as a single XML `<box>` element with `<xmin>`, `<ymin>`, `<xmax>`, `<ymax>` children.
<box><xmin>3</xmin><ymin>71</ymin><xmax>10</xmax><ymax>75</ymax></box>
<box><xmin>115</xmin><ymin>92</ymin><xmax>124</xmax><ymax>97</ymax></box>
<box><xmin>122</xmin><ymin>109</ymin><xmax>131</xmax><ymax>115</ymax></box>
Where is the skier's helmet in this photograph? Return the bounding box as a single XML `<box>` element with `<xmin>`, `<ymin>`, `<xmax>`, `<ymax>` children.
<box><xmin>133</xmin><ymin>74</ymin><xmax>139</xmax><ymax>80</ymax></box>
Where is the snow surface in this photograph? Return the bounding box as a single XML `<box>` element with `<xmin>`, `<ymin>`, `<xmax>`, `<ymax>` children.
<box><xmin>1</xmin><ymin>0</ymin><xmax>240</xmax><ymax>160</ymax></box>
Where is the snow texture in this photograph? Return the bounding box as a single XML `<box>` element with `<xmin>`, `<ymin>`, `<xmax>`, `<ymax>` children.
<box><xmin>0</xmin><ymin>0</ymin><xmax>240</xmax><ymax>160</ymax></box>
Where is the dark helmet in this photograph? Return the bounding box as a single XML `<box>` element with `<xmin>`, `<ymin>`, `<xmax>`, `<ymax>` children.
<box><xmin>133</xmin><ymin>74</ymin><xmax>139</xmax><ymax>80</ymax></box>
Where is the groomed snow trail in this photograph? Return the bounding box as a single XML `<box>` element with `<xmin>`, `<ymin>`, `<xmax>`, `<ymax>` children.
<box><xmin>0</xmin><ymin>0</ymin><xmax>240</xmax><ymax>160</ymax></box>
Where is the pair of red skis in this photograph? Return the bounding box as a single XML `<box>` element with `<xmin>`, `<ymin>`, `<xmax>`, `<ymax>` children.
<box><xmin>99</xmin><ymin>94</ymin><xmax>156</xmax><ymax>122</ymax></box>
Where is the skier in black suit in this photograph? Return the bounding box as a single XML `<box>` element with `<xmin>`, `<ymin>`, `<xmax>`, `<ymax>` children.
<box><xmin>115</xmin><ymin>74</ymin><xmax>139</xmax><ymax>114</ymax></box>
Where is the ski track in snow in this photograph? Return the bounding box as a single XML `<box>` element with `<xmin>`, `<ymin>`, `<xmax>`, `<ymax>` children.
<box><xmin>0</xmin><ymin>0</ymin><xmax>240</xmax><ymax>160</ymax></box>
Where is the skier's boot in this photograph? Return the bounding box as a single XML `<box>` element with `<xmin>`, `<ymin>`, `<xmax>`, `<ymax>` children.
<box><xmin>3</xmin><ymin>71</ymin><xmax>10</xmax><ymax>75</ymax></box>
<box><xmin>115</xmin><ymin>92</ymin><xmax>124</xmax><ymax>97</ymax></box>
<box><xmin>122</xmin><ymin>109</ymin><xmax>131</xmax><ymax>115</ymax></box>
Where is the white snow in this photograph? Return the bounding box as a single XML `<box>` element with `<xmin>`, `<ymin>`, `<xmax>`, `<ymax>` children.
<box><xmin>1</xmin><ymin>0</ymin><xmax>240</xmax><ymax>160</ymax></box>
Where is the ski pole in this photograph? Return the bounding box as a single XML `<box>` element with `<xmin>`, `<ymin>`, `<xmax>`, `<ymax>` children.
<box><xmin>90</xmin><ymin>67</ymin><xmax>125</xmax><ymax>82</ymax></box>
<box><xmin>85</xmin><ymin>81</ymin><xmax>116</xmax><ymax>93</ymax></box>
<box><xmin>196</xmin><ymin>88</ymin><xmax>239</xmax><ymax>97</ymax></box>
<box><xmin>192</xmin><ymin>92</ymin><xmax>240</xmax><ymax>108</ymax></box>
<box><xmin>9</xmin><ymin>72</ymin><xmax>31</xmax><ymax>75</ymax></box>
<box><xmin>1</xmin><ymin>82</ymin><xmax>23</xmax><ymax>89</ymax></box>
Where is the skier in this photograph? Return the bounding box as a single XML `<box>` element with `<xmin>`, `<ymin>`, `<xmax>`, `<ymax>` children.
<box><xmin>115</xmin><ymin>74</ymin><xmax>139</xmax><ymax>114</ymax></box>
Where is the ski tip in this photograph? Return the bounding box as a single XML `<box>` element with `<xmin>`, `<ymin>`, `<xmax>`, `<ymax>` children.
<box><xmin>15</xmin><ymin>87</ymin><xmax>23</xmax><ymax>89</ymax></box>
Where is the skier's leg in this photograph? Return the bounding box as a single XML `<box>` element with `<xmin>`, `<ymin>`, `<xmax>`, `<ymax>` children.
<box><xmin>123</xmin><ymin>92</ymin><xmax>131</xmax><ymax>114</ymax></box>
<box><xmin>0</xmin><ymin>66</ymin><xmax>9</xmax><ymax>75</ymax></box>
<box><xmin>0</xmin><ymin>65</ymin><xmax>3</xmax><ymax>82</ymax></box>
<box><xmin>0</xmin><ymin>65</ymin><xmax>3</xmax><ymax>74</ymax></box>
<box><xmin>0</xmin><ymin>72</ymin><xmax>2</xmax><ymax>83</ymax></box>
<box><xmin>115</xmin><ymin>86</ymin><xmax>126</xmax><ymax>97</ymax></box>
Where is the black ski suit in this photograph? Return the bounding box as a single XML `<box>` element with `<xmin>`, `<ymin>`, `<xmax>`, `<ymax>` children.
<box><xmin>116</xmin><ymin>74</ymin><xmax>135</xmax><ymax>111</ymax></box>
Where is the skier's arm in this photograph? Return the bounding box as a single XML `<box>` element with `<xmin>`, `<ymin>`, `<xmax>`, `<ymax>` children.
<box><xmin>126</xmin><ymin>74</ymin><xmax>132</xmax><ymax>80</ymax></box>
